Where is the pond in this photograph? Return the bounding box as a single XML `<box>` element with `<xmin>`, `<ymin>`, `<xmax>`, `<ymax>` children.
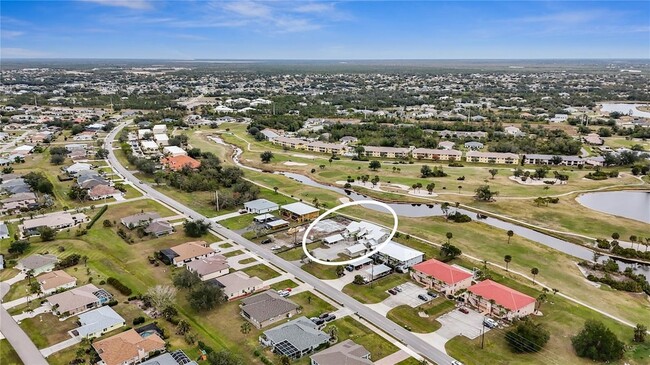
<box><xmin>600</xmin><ymin>103</ymin><xmax>650</xmax><ymax>118</ymax></box>
<box><xmin>576</xmin><ymin>190</ymin><xmax>650</xmax><ymax>224</ymax></box>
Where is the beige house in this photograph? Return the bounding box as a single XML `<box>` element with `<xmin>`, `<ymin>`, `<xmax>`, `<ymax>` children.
<box><xmin>37</xmin><ymin>270</ymin><xmax>77</xmax><ymax>295</ymax></box>
<box><xmin>412</xmin><ymin>148</ymin><xmax>462</xmax><ymax>161</ymax></box>
<box><xmin>92</xmin><ymin>329</ymin><xmax>165</xmax><ymax>365</ymax></box>
<box><xmin>47</xmin><ymin>284</ymin><xmax>112</xmax><ymax>317</ymax></box>
<box><xmin>215</xmin><ymin>271</ymin><xmax>266</xmax><ymax>300</ymax></box>
<box><xmin>465</xmin><ymin>279</ymin><xmax>536</xmax><ymax>320</ymax></box>
<box><xmin>306</xmin><ymin>141</ymin><xmax>347</xmax><ymax>155</ymax></box>
<box><xmin>310</xmin><ymin>339</ymin><xmax>373</xmax><ymax>365</ymax></box>
<box><xmin>240</xmin><ymin>290</ymin><xmax>300</xmax><ymax>328</ymax></box>
<box><xmin>185</xmin><ymin>255</ymin><xmax>230</xmax><ymax>281</ymax></box>
<box><xmin>466</xmin><ymin>151</ymin><xmax>519</xmax><ymax>164</ymax></box>
<box><xmin>165</xmin><ymin>241</ymin><xmax>216</xmax><ymax>267</ymax></box>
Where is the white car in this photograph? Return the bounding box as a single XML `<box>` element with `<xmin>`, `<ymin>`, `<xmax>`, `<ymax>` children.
<box><xmin>451</xmin><ymin>361</ymin><xmax>464</xmax><ymax>365</ymax></box>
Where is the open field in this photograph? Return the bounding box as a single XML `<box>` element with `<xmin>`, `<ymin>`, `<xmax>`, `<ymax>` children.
<box><xmin>241</xmin><ymin>263</ymin><xmax>281</xmax><ymax>281</ymax></box>
<box><xmin>0</xmin><ymin>340</ymin><xmax>23</xmax><ymax>365</ymax></box>
<box><xmin>386</xmin><ymin>299</ymin><xmax>455</xmax><ymax>333</ymax></box>
<box><xmin>342</xmin><ymin>274</ymin><xmax>409</xmax><ymax>304</ymax></box>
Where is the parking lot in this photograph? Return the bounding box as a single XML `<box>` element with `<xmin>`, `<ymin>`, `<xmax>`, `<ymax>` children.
<box><xmin>381</xmin><ymin>282</ymin><xmax>433</xmax><ymax>308</ymax></box>
<box><xmin>435</xmin><ymin>307</ymin><xmax>488</xmax><ymax>340</ymax></box>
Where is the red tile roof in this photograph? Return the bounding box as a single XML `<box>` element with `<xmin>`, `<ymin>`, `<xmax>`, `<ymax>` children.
<box><xmin>468</xmin><ymin>279</ymin><xmax>535</xmax><ymax>311</ymax></box>
<box><xmin>413</xmin><ymin>259</ymin><xmax>472</xmax><ymax>285</ymax></box>
<box><xmin>161</xmin><ymin>155</ymin><xmax>201</xmax><ymax>171</ymax></box>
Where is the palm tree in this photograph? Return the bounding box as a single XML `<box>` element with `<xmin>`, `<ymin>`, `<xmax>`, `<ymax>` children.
<box><xmin>531</xmin><ymin>267</ymin><xmax>539</xmax><ymax>283</ymax></box>
<box><xmin>507</xmin><ymin>230</ymin><xmax>514</xmax><ymax>244</ymax></box>
<box><xmin>327</xmin><ymin>324</ymin><xmax>339</xmax><ymax>342</ymax></box>
<box><xmin>504</xmin><ymin>255</ymin><xmax>512</xmax><ymax>271</ymax></box>
<box><xmin>240</xmin><ymin>321</ymin><xmax>252</xmax><ymax>335</ymax></box>
<box><xmin>634</xmin><ymin>323</ymin><xmax>647</xmax><ymax>343</ymax></box>
<box><xmin>629</xmin><ymin>235</ymin><xmax>638</xmax><ymax>250</ymax></box>
<box><xmin>441</xmin><ymin>202</ymin><xmax>450</xmax><ymax>217</ymax></box>
<box><xmin>535</xmin><ymin>292</ymin><xmax>547</xmax><ymax>312</ymax></box>
<box><xmin>458</xmin><ymin>185</ymin><xmax>462</xmax><ymax>194</ymax></box>
<box><xmin>273</xmin><ymin>186</ymin><xmax>278</xmax><ymax>194</ymax></box>
<box><xmin>446</xmin><ymin>232</ymin><xmax>453</xmax><ymax>244</ymax></box>
<box><xmin>611</xmin><ymin>232</ymin><xmax>620</xmax><ymax>241</ymax></box>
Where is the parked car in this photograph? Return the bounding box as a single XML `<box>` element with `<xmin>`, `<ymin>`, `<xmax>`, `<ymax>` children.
<box><xmin>325</xmin><ymin>314</ymin><xmax>336</xmax><ymax>322</ymax></box>
<box><xmin>277</xmin><ymin>290</ymin><xmax>290</xmax><ymax>297</ymax></box>
<box><xmin>238</xmin><ymin>209</ymin><xmax>247</xmax><ymax>214</ymax></box>
<box><xmin>260</xmin><ymin>238</ymin><xmax>272</xmax><ymax>244</ymax></box>
<box><xmin>459</xmin><ymin>307</ymin><xmax>469</xmax><ymax>314</ymax></box>
<box><xmin>319</xmin><ymin>313</ymin><xmax>330</xmax><ymax>319</ymax></box>
<box><xmin>417</xmin><ymin>294</ymin><xmax>429</xmax><ymax>301</ymax></box>
<box><xmin>388</xmin><ymin>289</ymin><xmax>397</xmax><ymax>295</ymax></box>
<box><xmin>285</xmin><ymin>288</ymin><xmax>292</xmax><ymax>292</ymax></box>
<box><xmin>394</xmin><ymin>265</ymin><xmax>408</xmax><ymax>273</ymax></box>
<box><xmin>451</xmin><ymin>361</ymin><xmax>464</xmax><ymax>365</ymax></box>
<box><xmin>271</xmin><ymin>245</ymin><xmax>281</xmax><ymax>250</ymax></box>
<box><xmin>483</xmin><ymin>318</ymin><xmax>498</xmax><ymax>328</ymax></box>
<box><xmin>427</xmin><ymin>291</ymin><xmax>438</xmax><ymax>298</ymax></box>
<box><xmin>394</xmin><ymin>286</ymin><xmax>403</xmax><ymax>292</ymax></box>
<box><xmin>310</xmin><ymin>317</ymin><xmax>325</xmax><ymax>325</ymax></box>
<box><xmin>345</xmin><ymin>265</ymin><xmax>355</xmax><ymax>272</ymax></box>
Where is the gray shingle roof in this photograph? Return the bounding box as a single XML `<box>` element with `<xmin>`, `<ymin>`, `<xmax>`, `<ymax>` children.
<box><xmin>263</xmin><ymin>317</ymin><xmax>330</xmax><ymax>352</ymax></box>
<box><xmin>74</xmin><ymin>306</ymin><xmax>125</xmax><ymax>337</ymax></box>
<box><xmin>241</xmin><ymin>290</ymin><xmax>299</xmax><ymax>324</ymax></box>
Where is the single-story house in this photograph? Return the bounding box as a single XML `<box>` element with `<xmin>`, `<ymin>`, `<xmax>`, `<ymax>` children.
<box><xmin>141</xmin><ymin>350</ymin><xmax>196</xmax><ymax>365</ymax></box>
<box><xmin>280</xmin><ymin>202</ymin><xmax>320</xmax><ymax>222</ymax></box>
<box><xmin>363</xmin><ymin>264</ymin><xmax>392</xmax><ymax>282</ymax></box>
<box><xmin>140</xmin><ymin>140</ymin><xmax>159</xmax><ymax>153</ymax></box>
<box><xmin>162</xmin><ymin>146</ymin><xmax>187</xmax><ymax>157</ymax></box>
<box><xmin>137</xmin><ymin>129</ymin><xmax>152</xmax><ymax>139</ymax></box>
<box><xmin>213</xmin><ymin>271</ymin><xmax>266</xmax><ymax>300</ymax></box>
<box><xmin>121</xmin><ymin>212</ymin><xmax>161</xmax><ymax>229</ymax></box>
<box><xmin>71</xmin><ymin>306</ymin><xmax>125</xmax><ymax>338</ymax></box>
<box><xmin>438</xmin><ymin>141</ymin><xmax>456</xmax><ymax>150</ymax></box>
<box><xmin>260</xmin><ymin>316</ymin><xmax>330</xmax><ymax>359</ymax></box>
<box><xmin>37</xmin><ymin>270</ymin><xmax>77</xmax><ymax>295</ymax></box>
<box><xmin>466</xmin><ymin>279</ymin><xmax>536</xmax><ymax>320</ymax></box>
<box><xmin>161</xmin><ymin>155</ymin><xmax>201</xmax><ymax>171</ymax></box>
<box><xmin>345</xmin><ymin>221</ymin><xmax>387</xmax><ymax>247</ymax></box>
<box><xmin>244</xmin><ymin>199</ymin><xmax>279</xmax><ymax>214</ymax></box>
<box><xmin>0</xmin><ymin>222</ymin><xmax>9</xmax><ymax>239</ymax></box>
<box><xmin>65</xmin><ymin>163</ymin><xmax>93</xmax><ymax>176</ymax></box>
<box><xmin>310</xmin><ymin>339</ymin><xmax>373</xmax><ymax>365</ymax></box>
<box><xmin>144</xmin><ymin>220</ymin><xmax>174</xmax><ymax>237</ymax></box>
<box><xmin>264</xmin><ymin>219</ymin><xmax>290</xmax><ymax>230</ymax></box>
<box><xmin>464</xmin><ymin>141</ymin><xmax>484</xmax><ymax>150</ymax></box>
<box><xmin>253</xmin><ymin>214</ymin><xmax>276</xmax><ymax>223</ymax></box>
<box><xmin>344</xmin><ymin>243</ymin><xmax>368</xmax><ymax>257</ymax></box>
<box><xmin>240</xmin><ymin>290</ymin><xmax>300</xmax><ymax>329</ymax></box>
<box><xmin>185</xmin><ymin>255</ymin><xmax>230</xmax><ymax>281</ymax></box>
<box><xmin>88</xmin><ymin>184</ymin><xmax>120</xmax><ymax>200</ymax></box>
<box><xmin>161</xmin><ymin>241</ymin><xmax>216</xmax><ymax>267</ymax></box>
<box><xmin>374</xmin><ymin>241</ymin><xmax>424</xmax><ymax>268</ymax></box>
<box><xmin>154</xmin><ymin>134</ymin><xmax>169</xmax><ymax>146</ymax></box>
<box><xmin>411</xmin><ymin>259</ymin><xmax>473</xmax><ymax>295</ymax></box>
<box><xmin>16</xmin><ymin>254</ymin><xmax>59</xmax><ymax>275</ymax></box>
<box><xmin>92</xmin><ymin>329</ymin><xmax>166</xmax><ymax>365</ymax></box>
<box><xmin>47</xmin><ymin>284</ymin><xmax>112</xmax><ymax>317</ymax></box>
<box><xmin>20</xmin><ymin>212</ymin><xmax>87</xmax><ymax>236</ymax></box>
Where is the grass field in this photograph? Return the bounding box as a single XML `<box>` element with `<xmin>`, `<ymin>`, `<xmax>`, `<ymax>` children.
<box><xmin>241</xmin><ymin>263</ymin><xmax>281</xmax><ymax>281</ymax></box>
<box><xmin>0</xmin><ymin>340</ymin><xmax>23</xmax><ymax>365</ymax></box>
<box><xmin>386</xmin><ymin>299</ymin><xmax>456</xmax><ymax>333</ymax></box>
<box><xmin>342</xmin><ymin>274</ymin><xmax>409</xmax><ymax>304</ymax></box>
<box><xmin>329</xmin><ymin>316</ymin><xmax>400</xmax><ymax>362</ymax></box>
<box><xmin>290</xmin><ymin>291</ymin><xmax>335</xmax><ymax>318</ymax></box>
<box><xmin>220</xmin><ymin>214</ymin><xmax>254</xmax><ymax>230</ymax></box>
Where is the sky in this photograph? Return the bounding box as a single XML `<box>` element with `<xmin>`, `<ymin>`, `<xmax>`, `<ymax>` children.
<box><xmin>1</xmin><ymin>0</ymin><xmax>649</xmax><ymax>59</ymax></box>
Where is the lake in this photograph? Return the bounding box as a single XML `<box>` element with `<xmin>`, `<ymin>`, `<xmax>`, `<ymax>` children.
<box><xmin>576</xmin><ymin>190</ymin><xmax>650</xmax><ymax>224</ymax></box>
<box><xmin>600</xmin><ymin>103</ymin><xmax>650</xmax><ymax>118</ymax></box>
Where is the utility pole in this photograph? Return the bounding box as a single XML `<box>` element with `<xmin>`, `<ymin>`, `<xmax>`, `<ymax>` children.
<box><xmin>214</xmin><ymin>191</ymin><xmax>219</xmax><ymax>212</ymax></box>
<box><xmin>481</xmin><ymin>318</ymin><xmax>486</xmax><ymax>349</ymax></box>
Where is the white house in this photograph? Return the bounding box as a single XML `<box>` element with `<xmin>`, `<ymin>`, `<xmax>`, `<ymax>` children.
<box><xmin>162</xmin><ymin>146</ymin><xmax>187</xmax><ymax>156</ymax></box>
<box><xmin>374</xmin><ymin>241</ymin><xmax>424</xmax><ymax>268</ymax></box>
<box><xmin>244</xmin><ymin>199</ymin><xmax>279</xmax><ymax>214</ymax></box>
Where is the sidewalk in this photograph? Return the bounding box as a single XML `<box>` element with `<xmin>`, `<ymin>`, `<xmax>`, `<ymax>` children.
<box><xmin>40</xmin><ymin>336</ymin><xmax>81</xmax><ymax>357</ymax></box>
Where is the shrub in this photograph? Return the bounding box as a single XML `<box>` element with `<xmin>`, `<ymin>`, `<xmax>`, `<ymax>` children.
<box><xmin>107</xmin><ymin>277</ymin><xmax>133</xmax><ymax>296</ymax></box>
<box><xmin>87</xmin><ymin>205</ymin><xmax>108</xmax><ymax>229</ymax></box>
<box><xmin>133</xmin><ymin>317</ymin><xmax>145</xmax><ymax>325</ymax></box>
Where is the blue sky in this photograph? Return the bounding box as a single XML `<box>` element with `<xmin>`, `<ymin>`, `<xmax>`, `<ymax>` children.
<box><xmin>1</xmin><ymin>1</ymin><xmax>649</xmax><ymax>59</ymax></box>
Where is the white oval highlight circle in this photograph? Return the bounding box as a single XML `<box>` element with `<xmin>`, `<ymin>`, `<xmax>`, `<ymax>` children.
<box><xmin>302</xmin><ymin>200</ymin><xmax>399</xmax><ymax>267</ymax></box>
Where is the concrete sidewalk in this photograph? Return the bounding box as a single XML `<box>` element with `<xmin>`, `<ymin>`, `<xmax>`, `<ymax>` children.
<box><xmin>41</xmin><ymin>336</ymin><xmax>81</xmax><ymax>357</ymax></box>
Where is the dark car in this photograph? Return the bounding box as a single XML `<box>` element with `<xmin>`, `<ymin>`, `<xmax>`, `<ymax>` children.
<box><xmin>388</xmin><ymin>289</ymin><xmax>397</xmax><ymax>295</ymax></box>
<box><xmin>311</xmin><ymin>317</ymin><xmax>325</xmax><ymax>325</ymax></box>
<box><xmin>319</xmin><ymin>313</ymin><xmax>330</xmax><ymax>319</ymax></box>
<box><xmin>325</xmin><ymin>314</ymin><xmax>336</xmax><ymax>322</ymax></box>
<box><xmin>459</xmin><ymin>307</ymin><xmax>469</xmax><ymax>314</ymax></box>
<box><xmin>427</xmin><ymin>291</ymin><xmax>438</xmax><ymax>298</ymax></box>
<box><xmin>417</xmin><ymin>294</ymin><xmax>429</xmax><ymax>301</ymax></box>
<box><xmin>260</xmin><ymin>238</ymin><xmax>272</xmax><ymax>244</ymax></box>
<box><xmin>345</xmin><ymin>265</ymin><xmax>355</xmax><ymax>272</ymax></box>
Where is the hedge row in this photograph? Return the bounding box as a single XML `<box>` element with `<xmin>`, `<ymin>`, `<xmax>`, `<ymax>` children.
<box><xmin>107</xmin><ymin>277</ymin><xmax>133</xmax><ymax>296</ymax></box>
<box><xmin>87</xmin><ymin>205</ymin><xmax>108</xmax><ymax>229</ymax></box>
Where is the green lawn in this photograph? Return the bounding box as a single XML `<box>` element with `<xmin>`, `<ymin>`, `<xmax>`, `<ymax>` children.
<box><xmin>220</xmin><ymin>214</ymin><xmax>254</xmax><ymax>230</ymax></box>
<box><xmin>238</xmin><ymin>257</ymin><xmax>257</xmax><ymax>265</ymax></box>
<box><xmin>301</xmin><ymin>262</ymin><xmax>341</xmax><ymax>280</ymax></box>
<box><xmin>21</xmin><ymin>313</ymin><xmax>78</xmax><ymax>348</ymax></box>
<box><xmin>289</xmin><ymin>291</ymin><xmax>335</xmax><ymax>318</ymax></box>
<box><xmin>396</xmin><ymin>358</ymin><xmax>424</xmax><ymax>365</ymax></box>
<box><xmin>328</xmin><ymin>316</ymin><xmax>400</xmax><ymax>362</ymax></box>
<box><xmin>223</xmin><ymin>250</ymin><xmax>244</xmax><ymax>258</ymax></box>
<box><xmin>386</xmin><ymin>299</ymin><xmax>455</xmax><ymax>333</ymax></box>
<box><xmin>342</xmin><ymin>274</ymin><xmax>409</xmax><ymax>304</ymax></box>
<box><xmin>0</xmin><ymin>340</ymin><xmax>23</xmax><ymax>365</ymax></box>
<box><xmin>270</xmin><ymin>279</ymin><xmax>299</xmax><ymax>291</ymax></box>
<box><xmin>241</xmin><ymin>263</ymin><xmax>281</xmax><ymax>281</ymax></box>
<box><xmin>277</xmin><ymin>242</ymin><xmax>326</xmax><ymax>261</ymax></box>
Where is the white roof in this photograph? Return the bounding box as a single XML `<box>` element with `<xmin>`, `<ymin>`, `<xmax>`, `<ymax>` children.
<box><xmin>66</xmin><ymin>163</ymin><xmax>92</xmax><ymax>173</ymax></box>
<box><xmin>365</xmin><ymin>264</ymin><xmax>391</xmax><ymax>276</ymax></box>
<box><xmin>245</xmin><ymin>198</ymin><xmax>279</xmax><ymax>211</ymax></box>
<box><xmin>346</xmin><ymin>243</ymin><xmax>367</xmax><ymax>255</ymax></box>
<box><xmin>75</xmin><ymin>306</ymin><xmax>124</xmax><ymax>337</ymax></box>
<box><xmin>378</xmin><ymin>241</ymin><xmax>423</xmax><ymax>262</ymax></box>
<box><xmin>154</xmin><ymin>134</ymin><xmax>169</xmax><ymax>141</ymax></box>
<box><xmin>163</xmin><ymin>146</ymin><xmax>186</xmax><ymax>154</ymax></box>
<box><xmin>324</xmin><ymin>234</ymin><xmax>344</xmax><ymax>244</ymax></box>
<box><xmin>266</xmin><ymin>219</ymin><xmax>289</xmax><ymax>227</ymax></box>
<box><xmin>281</xmin><ymin>202</ymin><xmax>319</xmax><ymax>216</ymax></box>
<box><xmin>141</xmin><ymin>140</ymin><xmax>158</xmax><ymax>149</ymax></box>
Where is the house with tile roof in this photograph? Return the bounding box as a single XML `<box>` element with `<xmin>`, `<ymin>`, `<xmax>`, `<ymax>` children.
<box><xmin>160</xmin><ymin>241</ymin><xmax>216</xmax><ymax>267</ymax></box>
<box><xmin>411</xmin><ymin>259</ymin><xmax>473</xmax><ymax>295</ymax></box>
<box><xmin>465</xmin><ymin>279</ymin><xmax>536</xmax><ymax>320</ymax></box>
<box><xmin>161</xmin><ymin>155</ymin><xmax>201</xmax><ymax>171</ymax></box>
<box><xmin>310</xmin><ymin>339</ymin><xmax>373</xmax><ymax>365</ymax></box>
<box><xmin>92</xmin><ymin>329</ymin><xmax>165</xmax><ymax>365</ymax></box>
<box><xmin>37</xmin><ymin>270</ymin><xmax>77</xmax><ymax>295</ymax></box>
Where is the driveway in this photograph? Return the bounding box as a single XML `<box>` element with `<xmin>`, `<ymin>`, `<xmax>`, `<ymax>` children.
<box><xmin>435</xmin><ymin>308</ymin><xmax>487</xmax><ymax>340</ymax></box>
<box><xmin>321</xmin><ymin>271</ymin><xmax>356</xmax><ymax>291</ymax></box>
<box><xmin>381</xmin><ymin>282</ymin><xmax>431</xmax><ymax>308</ymax></box>
<box><xmin>40</xmin><ymin>336</ymin><xmax>80</xmax><ymax>357</ymax></box>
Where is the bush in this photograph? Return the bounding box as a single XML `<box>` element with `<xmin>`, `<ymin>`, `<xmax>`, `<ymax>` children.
<box><xmin>572</xmin><ymin>320</ymin><xmax>624</xmax><ymax>362</ymax></box>
<box><xmin>107</xmin><ymin>277</ymin><xmax>133</xmax><ymax>296</ymax></box>
<box><xmin>505</xmin><ymin>319</ymin><xmax>550</xmax><ymax>353</ymax></box>
<box><xmin>133</xmin><ymin>316</ymin><xmax>145</xmax><ymax>325</ymax></box>
<box><xmin>54</xmin><ymin>254</ymin><xmax>81</xmax><ymax>270</ymax></box>
<box><xmin>87</xmin><ymin>205</ymin><xmax>108</xmax><ymax>229</ymax></box>
<box><xmin>107</xmin><ymin>299</ymin><xmax>118</xmax><ymax>307</ymax></box>
<box><xmin>446</xmin><ymin>212</ymin><xmax>472</xmax><ymax>223</ymax></box>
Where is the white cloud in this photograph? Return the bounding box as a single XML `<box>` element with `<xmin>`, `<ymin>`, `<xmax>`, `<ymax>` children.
<box><xmin>1</xmin><ymin>30</ymin><xmax>24</xmax><ymax>39</ymax></box>
<box><xmin>80</xmin><ymin>0</ymin><xmax>152</xmax><ymax>10</ymax></box>
<box><xmin>0</xmin><ymin>47</ymin><xmax>49</xmax><ymax>58</ymax></box>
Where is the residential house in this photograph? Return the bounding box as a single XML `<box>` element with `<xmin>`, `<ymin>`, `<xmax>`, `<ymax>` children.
<box><xmin>16</xmin><ymin>254</ymin><xmax>59</xmax><ymax>275</ymax></box>
<box><xmin>48</xmin><ymin>284</ymin><xmax>112</xmax><ymax>316</ymax></box>
<box><xmin>121</xmin><ymin>212</ymin><xmax>161</xmax><ymax>229</ymax></box>
<box><xmin>437</xmin><ymin>141</ymin><xmax>455</xmax><ymax>150</ymax></box>
<box><xmin>20</xmin><ymin>212</ymin><xmax>87</xmax><ymax>236</ymax></box>
<box><xmin>140</xmin><ymin>140</ymin><xmax>159</xmax><ymax>153</ymax></box>
<box><xmin>154</xmin><ymin>134</ymin><xmax>169</xmax><ymax>146</ymax></box>
<box><xmin>161</xmin><ymin>241</ymin><xmax>216</xmax><ymax>267</ymax></box>
<box><xmin>161</xmin><ymin>155</ymin><xmax>201</xmax><ymax>171</ymax></box>
<box><xmin>374</xmin><ymin>241</ymin><xmax>424</xmax><ymax>268</ymax></box>
<box><xmin>466</xmin><ymin>151</ymin><xmax>519</xmax><ymax>164</ymax></box>
<box><xmin>65</xmin><ymin>163</ymin><xmax>93</xmax><ymax>176</ymax></box>
<box><xmin>92</xmin><ymin>329</ymin><xmax>166</xmax><ymax>365</ymax></box>
<box><xmin>411</xmin><ymin>148</ymin><xmax>462</xmax><ymax>161</ymax></box>
<box><xmin>144</xmin><ymin>220</ymin><xmax>174</xmax><ymax>237</ymax></box>
<box><xmin>152</xmin><ymin>125</ymin><xmax>167</xmax><ymax>134</ymax></box>
<box><xmin>140</xmin><ymin>351</ymin><xmax>197</xmax><ymax>365</ymax></box>
<box><xmin>504</xmin><ymin>126</ymin><xmax>525</xmax><ymax>136</ymax></box>
<box><xmin>344</xmin><ymin>221</ymin><xmax>387</xmax><ymax>247</ymax></box>
<box><xmin>363</xmin><ymin>264</ymin><xmax>392</xmax><ymax>282</ymax></box>
<box><xmin>244</xmin><ymin>199</ymin><xmax>279</xmax><ymax>214</ymax></box>
<box><xmin>185</xmin><ymin>255</ymin><xmax>230</xmax><ymax>281</ymax></box>
<box><xmin>583</xmin><ymin>133</ymin><xmax>604</xmax><ymax>146</ymax></box>
<box><xmin>88</xmin><ymin>185</ymin><xmax>120</xmax><ymax>200</ymax></box>
<box><xmin>213</xmin><ymin>271</ymin><xmax>265</xmax><ymax>300</ymax></box>
<box><xmin>280</xmin><ymin>202</ymin><xmax>320</xmax><ymax>222</ymax></box>
<box><xmin>310</xmin><ymin>339</ymin><xmax>373</xmax><ymax>365</ymax></box>
<box><xmin>71</xmin><ymin>306</ymin><xmax>125</xmax><ymax>338</ymax></box>
<box><xmin>411</xmin><ymin>259</ymin><xmax>473</xmax><ymax>295</ymax></box>
<box><xmin>465</xmin><ymin>279</ymin><xmax>536</xmax><ymax>320</ymax></box>
<box><xmin>260</xmin><ymin>317</ymin><xmax>330</xmax><ymax>359</ymax></box>
<box><xmin>162</xmin><ymin>146</ymin><xmax>187</xmax><ymax>157</ymax></box>
<box><xmin>137</xmin><ymin>129</ymin><xmax>152</xmax><ymax>139</ymax></box>
<box><xmin>464</xmin><ymin>141</ymin><xmax>484</xmax><ymax>150</ymax></box>
<box><xmin>37</xmin><ymin>270</ymin><xmax>77</xmax><ymax>295</ymax></box>
<box><xmin>0</xmin><ymin>222</ymin><xmax>9</xmax><ymax>239</ymax></box>
<box><xmin>240</xmin><ymin>290</ymin><xmax>300</xmax><ymax>329</ymax></box>
<box><xmin>523</xmin><ymin>154</ymin><xmax>584</xmax><ymax>166</ymax></box>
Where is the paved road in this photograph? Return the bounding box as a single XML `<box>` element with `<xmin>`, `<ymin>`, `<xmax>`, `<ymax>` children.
<box><xmin>0</xmin><ymin>282</ymin><xmax>49</xmax><ymax>365</ymax></box>
<box><xmin>106</xmin><ymin>123</ymin><xmax>456</xmax><ymax>364</ymax></box>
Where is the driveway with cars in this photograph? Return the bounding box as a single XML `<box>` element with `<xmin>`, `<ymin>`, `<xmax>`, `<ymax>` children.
<box><xmin>382</xmin><ymin>282</ymin><xmax>432</xmax><ymax>308</ymax></box>
<box><xmin>435</xmin><ymin>308</ymin><xmax>488</xmax><ymax>340</ymax></box>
